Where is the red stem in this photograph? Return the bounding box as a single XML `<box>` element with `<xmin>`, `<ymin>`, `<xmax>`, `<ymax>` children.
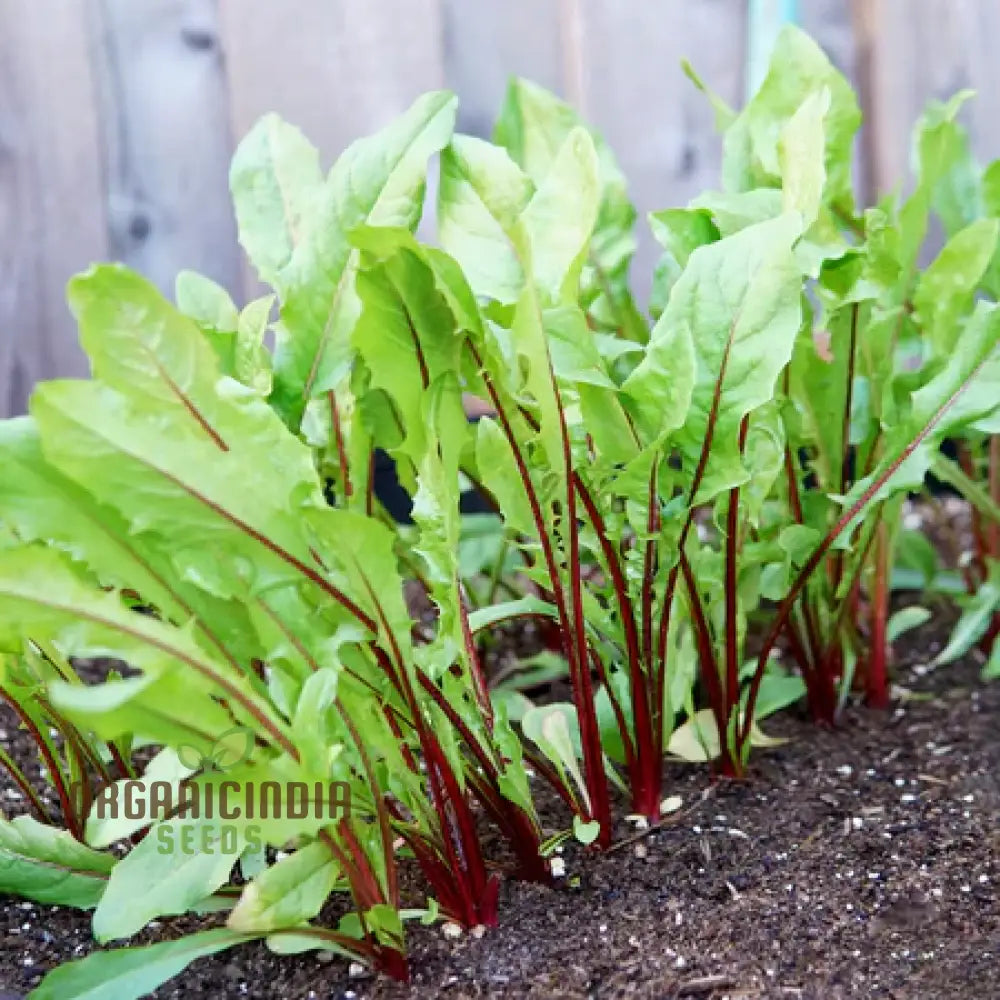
<box><xmin>741</xmin><ymin>354</ymin><xmax>992</xmax><ymax>750</ymax></box>
<box><xmin>866</xmin><ymin>519</ymin><xmax>891</xmax><ymax>708</ymax></box>
<box><xmin>327</xmin><ymin>389</ymin><xmax>353</xmax><ymax>499</ymax></box>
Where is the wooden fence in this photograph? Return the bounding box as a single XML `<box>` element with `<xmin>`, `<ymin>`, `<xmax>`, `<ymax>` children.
<box><xmin>2</xmin><ymin>0</ymin><xmax>999</xmax><ymax>416</ymax></box>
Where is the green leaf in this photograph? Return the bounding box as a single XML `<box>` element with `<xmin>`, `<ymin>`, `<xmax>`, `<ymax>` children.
<box><xmin>93</xmin><ymin>818</ymin><xmax>246</xmax><ymax>943</ymax></box>
<box><xmin>495</xmin><ymin>78</ymin><xmax>644</xmax><ymax>337</ymax></box>
<box><xmin>753</xmin><ymin>670</ymin><xmax>806</xmax><ymax>719</ymax></box>
<box><xmin>724</xmin><ymin>25</ymin><xmax>860</xmax><ymax>209</ymax></box>
<box><xmin>887</xmin><ymin>606</ymin><xmax>932</xmax><ymax>644</ymax></box>
<box><xmin>69</xmin><ymin>266</ymin><xmax>225</xmax><ymax>417</ymax></box>
<box><xmin>670</xmin><ymin>214</ymin><xmax>804</xmax><ymax>502</ymax></box>
<box><xmin>28</xmin><ymin>928</ymin><xmax>255</xmax><ymax>1000</ymax></box>
<box><xmin>86</xmin><ymin>748</ymin><xmax>195</xmax><ymax>848</ymax></box>
<box><xmin>175</xmin><ymin>270</ymin><xmax>239</xmax><ymax>332</ymax></box>
<box><xmin>0</xmin><ymin>418</ymin><xmax>261</xmax><ymax>671</ymax></box>
<box><xmin>438</xmin><ymin>135</ymin><xmax>533</xmax><ymax>303</ymax></box>
<box><xmin>521</xmin><ymin>703</ymin><xmax>588</xmax><ymax>810</ymax></box>
<box><xmin>229</xmin><ymin>839</ymin><xmax>340</xmax><ymax>932</ymax></box>
<box><xmin>935</xmin><ymin>582</ymin><xmax>1000</xmax><ymax>666</ymax></box>
<box><xmin>847</xmin><ymin>302</ymin><xmax>1000</xmax><ymax>511</ymax></box>
<box><xmin>983</xmin><ymin>641</ymin><xmax>1000</xmax><ymax>680</ymax></box>
<box><xmin>0</xmin><ymin>546</ymin><xmax>285</xmax><ymax>754</ymax></box>
<box><xmin>0</xmin><ymin>815</ymin><xmax>113</xmax><ymax>909</ymax></box>
<box><xmin>779</xmin><ymin>88</ymin><xmax>830</xmax><ymax>226</ymax></box>
<box><xmin>519</xmin><ymin>127</ymin><xmax>601</xmax><ymax>303</ymax></box>
<box><xmin>620</xmin><ymin>306</ymin><xmax>695</xmax><ymax>447</ymax></box>
<box><xmin>467</xmin><ymin>595</ymin><xmax>558</xmax><ymax>634</ymax></box>
<box><xmin>914</xmin><ymin>219</ymin><xmax>1000</xmax><ymax>352</ymax></box>
<box><xmin>667</xmin><ymin>708</ymin><xmax>720</xmax><ymax>763</ymax></box>
<box><xmin>572</xmin><ymin>816</ymin><xmax>601</xmax><ymax>846</ymax></box>
<box><xmin>247</xmin><ymin>93</ymin><xmax>458</xmax><ymax>427</ymax></box>
<box><xmin>230</xmin><ymin>114</ymin><xmax>325</xmax><ymax>292</ymax></box>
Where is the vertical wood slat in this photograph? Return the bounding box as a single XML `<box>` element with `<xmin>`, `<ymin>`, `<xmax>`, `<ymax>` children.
<box><xmin>0</xmin><ymin>0</ymin><xmax>107</xmax><ymax>416</ymax></box>
<box><xmin>568</xmin><ymin>0</ymin><xmax>748</xmax><ymax>301</ymax></box>
<box><xmin>862</xmin><ymin>0</ymin><xmax>1000</xmax><ymax>197</ymax></box>
<box><xmin>88</xmin><ymin>0</ymin><xmax>241</xmax><ymax>300</ymax></box>
<box><xmin>218</xmin><ymin>0</ymin><xmax>445</xmax><ymax>295</ymax></box>
<box><xmin>442</xmin><ymin>0</ymin><xmax>566</xmax><ymax>139</ymax></box>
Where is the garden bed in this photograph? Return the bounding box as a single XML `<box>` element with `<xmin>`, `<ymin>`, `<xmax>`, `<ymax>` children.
<box><xmin>3</xmin><ymin>610</ymin><xmax>998</xmax><ymax>1000</ymax></box>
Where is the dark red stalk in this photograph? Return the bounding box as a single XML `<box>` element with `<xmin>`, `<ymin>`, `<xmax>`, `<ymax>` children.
<box><xmin>656</xmin><ymin>317</ymin><xmax>740</xmax><ymax>717</ymax></box>
<box><xmin>989</xmin><ymin>436</ymin><xmax>1000</xmax><ymax>561</ymax></box>
<box><xmin>678</xmin><ymin>551</ymin><xmax>728</xmax><ymax>750</ymax></box>
<box><xmin>327</xmin><ymin>389</ymin><xmax>353</xmax><ymax>499</ymax></box>
<box><xmin>959</xmin><ymin>442</ymin><xmax>988</xmax><ymax>583</ymax></box>
<box><xmin>516</xmin><ymin>403</ymin><xmax>654</xmax><ymax>818</ymax></box>
<box><xmin>0</xmin><ymin>686</ymin><xmax>81</xmax><ymax>839</ymax></box>
<box><xmin>782</xmin><ymin>424</ymin><xmax>836</xmax><ymax>706</ymax></box>
<box><xmin>573</xmin><ymin>473</ymin><xmax>656</xmax><ymax>817</ymax></box>
<box><xmin>414</xmin><ymin>672</ymin><xmax>549</xmax><ymax>882</ymax></box>
<box><xmin>866</xmin><ymin>518</ymin><xmax>891</xmax><ymax>708</ymax></box>
<box><xmin>552</xmin><ymin>363</ymin><xmax>612</xmax><ymax>846</ymax></box>
<box><xmin>270</xmin><ymin>926</ymin><xmax>407</xmax><ymax>982</ymax></box>
<box><xmin>466</xmin><ymin>341</ymin><xmax>610</xmax><ymax>836</ymax></box>
<box><xmin>335</xmin><ymin>706</ymin><xmax>399</xmax><ymax>907</ymax></box>
<box><xmin>741</xmin><ymin>355</ymin><xmax>996</xmax><ymax>752</ymax></box>
<box><xmin>724</xmin><ymin>418</ymin><xmax>750</xmax><ymax>722</ymax></box>
<box><xmin>0</xmin><ymin>749</ymin><xmax>53</xmax><ymax>823</ymax></box>
<box><xmin>363</xmin><ymin>583</ymin><xmax>493</xmax><ymax>925</ymax></box>
<box><xmin>457</xmin><ymin>586</ymin><xmax>494</xmax><ymax>729</ymax></box>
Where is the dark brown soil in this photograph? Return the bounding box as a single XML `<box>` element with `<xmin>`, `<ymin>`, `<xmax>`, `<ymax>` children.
<box><xmin>3</xmin><ymin>606</ymin><xmax>1000</xmax><ymax>999</ymax></box>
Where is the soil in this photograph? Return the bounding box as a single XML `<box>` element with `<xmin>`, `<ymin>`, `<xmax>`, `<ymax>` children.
<box><xmin>3</xmin><ymin>600</ymin><xmax>1000</xmax><ymax>999</ymax></box>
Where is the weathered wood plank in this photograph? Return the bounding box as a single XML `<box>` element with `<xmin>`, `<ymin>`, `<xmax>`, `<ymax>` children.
<box><xmin>219</xmin><ymin>0</ymin><xmax>444</xmax><ymax>297</ymax></box>
<box><xmin>862</xmin><ymin>0</ymin><xmax>1000</xmax><ymax>197</ymax></box>
<box><xmin>0</xmin><ymin>0</ymin><xmax>108</xmax><ymax>416</ymax></box>
<box><xmin>568</xmin><ymin>0</ymin><xmax>748</xmax><ymax>302</ymax></box>
<box><xmin>88</xmin><ymin>0</ymin><xmax>241</xmax><ymax>298</ymax></box>
<box><xmin>442</xmin><ymin>0</ymin><xmax>565</xmax><ymax>137</ymax></box>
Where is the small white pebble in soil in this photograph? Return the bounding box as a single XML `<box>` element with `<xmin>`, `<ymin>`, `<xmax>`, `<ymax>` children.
<box><xmin>837</xmin><ymin>765</ymin><xmax>853</xmax><ymax>777</ymax></box>
<box><xmin>471</xmin><ymin>925</ymin><xmax>486</xmax><ymax>939</ymax></box>
<box><xmin>963</xmin><ymin>793</ymin><xmax>975</xmax><ymax>802</ymax></box>
<box><xmin>675</xmin><ymin>911</ymin><xmax>683</xmax><ymax>926</ymax></box>
<box><xmin>442</xmin><ymin>922</ymin><xmax>463</xmax><ymax>939</ymax></box>
<box><xmin>852</xmin><ymin>817</ymin><xmax>864</xmax><ymax>830</ymax></box>
<box><xmin>894</xmin><ymin>778</ymin><xmax>906</xmax><ymax>787</ymax></box>
<box><xmin>660</xmin><ymin>795</ymin><xmax>683</xmax><ymax>815</ymax></box>
<box><xmin>634</xmin><ymin>843</ymin><xmax>648</xmax><ymax>859</ymax></box>
<box><xmin>901</xmin><ymin>793</ymin><xmax>917</xmax><ymax>803</ymax></box>
<box><xmin>961</xmin><ymin>885</ymin><xmax>972</xmax><ymax>894</ymax></box>
<box><xmin>348</xmin><ymin>963</ymin><xmax>366</xmax><ymax>978</ymax></box>
<box><xmin>550</xmin><ymin>857</ymin><xmax>566</xmax><ymax>878</ymax></box>
<box><xmin>979</xmin><ymin>874</ymin><xmax>990</xmax><ymax>884</ymax></box>
<box><xmin>629</xmin><ymin>935</ymin><xmax>641</xmax><ymax>948</ymax></box>
<box><xmin>674</xmin><ymin>955</ymin><xmax>687</xmax><ymax>969</ymax></box>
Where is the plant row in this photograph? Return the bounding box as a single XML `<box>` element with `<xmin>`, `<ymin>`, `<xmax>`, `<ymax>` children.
<box><xmin>1</xmin><ymin>26</ymin><xmax>999</xmax><ymax>998</ymax></box>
